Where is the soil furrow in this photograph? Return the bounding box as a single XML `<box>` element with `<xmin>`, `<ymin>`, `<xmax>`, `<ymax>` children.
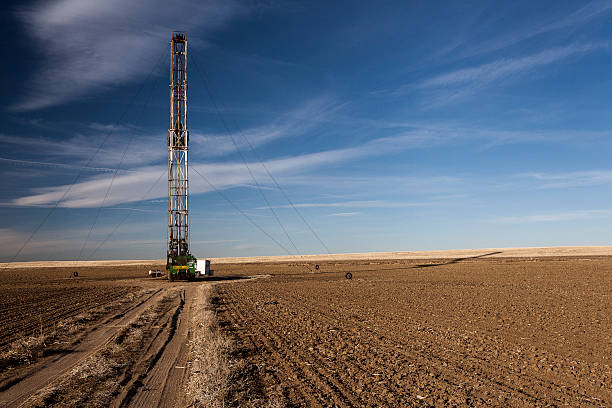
<box><xmin>113</xmin><ymin>292</ymin><xmax>183</xmax><ymax>407</ymax></box>
<box><xmin>222</xmin><ymin>284</ymin><xmax>394</xmax><ymax>407</ymax></box>
<box><xmin>220</xmin><ymin>291</ymin><xmax>326</xmax><ymax>407</ymax></box>
<box><xmin>281</xmin><ymin>289</ymin><xmax>554</xmax><ymax>405</ymax></box>
<box><xmin>214</xmin><ymin>258</ymin><xmax>611</xmax><ymax>407</ymax></box>
<box><xmin>0</xmin><ymin>289</ymin><xmax>167</xmax><ymax>407</ymax></box>
<box><xmin>295</xmin><ymin>288</ymin><xmax>603</xmax><ymax>405</ymax></box>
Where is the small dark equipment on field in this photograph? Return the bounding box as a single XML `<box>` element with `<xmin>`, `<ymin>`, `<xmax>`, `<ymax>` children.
<box><xmin>148</xmin><ymin>269</ymin><xmax>164</xmax><ymax>277</ymax></box>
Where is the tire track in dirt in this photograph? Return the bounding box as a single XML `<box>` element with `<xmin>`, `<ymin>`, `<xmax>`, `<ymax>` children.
<box><xmin>0</xmin><ymin>289</ymin><xmax>163</xmax><ymax>407</ymax></box>
<box><xmin>4</xmin><ymin>281</ymin><xmax>234</xmax><ymax>408</ymax></box>
<box><xmin>126</xmin><ymin>277</ymin><xmax>273</xmax><ymax>407</ymax></box>
<box><xmin>115</xmin><ymin>287</ymin><xmax>191</xmax><ymax>408</ymax></box>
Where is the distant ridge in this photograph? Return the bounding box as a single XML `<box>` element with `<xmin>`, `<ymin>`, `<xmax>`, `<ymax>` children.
<box><xmin>209</xmin><ymin>246</ymin><xmax>612</xmax><ymax>263</ymax></box>
<box><xmin>3</xmin><ymin>246</ymin><xmax>612</xmax><ymax>268</ymax></box>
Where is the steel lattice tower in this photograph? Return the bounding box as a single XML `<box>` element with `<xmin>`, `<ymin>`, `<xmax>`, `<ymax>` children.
<box><xmin>167</xmin><ymin>31</ymin><xmax>190</xmax><ymax>266</ymax></box>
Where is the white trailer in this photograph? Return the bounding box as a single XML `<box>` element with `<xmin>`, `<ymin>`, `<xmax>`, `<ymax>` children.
<box><xmin>196</xmin><ymin>259</ymin><xmax>213</xmax><ymax>277</ymax></box>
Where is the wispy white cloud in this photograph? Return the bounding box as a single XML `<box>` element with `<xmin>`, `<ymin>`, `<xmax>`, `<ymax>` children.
<box><xmin>375</xmin><ymin>42</ymin><xmax>607</xmax><ymax>105</ymax></box>
<box><xmin>279</xmin><ymin>174</ymin><xmax>463</xmax><ymax>196</ymax></box>
<box><xmin>191</xmin><ymin>239</ymin><xmax>241</xmax><ymax>244</ymax></box>
<box><xmin>418</xmin><ymin>43</ymin><xmax>606</xmax><ymax>105</ymax></box>
<box><xmin>4</xmin><ymin>96</ymin><xmax>338</xmax><ymax>178</ymax></box>
<box><xmin>26</xmin><ymin>120</ymin><xmax>605</xmax><ymax>209</ymax></box>
<box><xmin>191</xmin><ymin>96</ymin><xmax>340</xmax><ymax>156</ymax></box>
<box><xmin>10</xmin><ymin>128</ymin><xmax>455</xmax><ymax>208</ymax></box>
<box><xmin>328</xmin><ymin>212</ymin><xmax>360</xmax><ymax>217</ymax></box>
<box><xmin>258</xmin><ymin>200</ymin><xmax>432</xmax><ymax>210</ymax></box>
<box><xmin>0</xmin><ymin>130</ymin><xmax>166</xmax><ymax>168</ymax></box>
<box><xmin>422</xmin><ymin>44</ymin><xmax>599</xmax><ymax>88</ymax></box>
<box><xmin>6</xmin><ymin>118</ymin><xmax>610</xmax><ymax>206</ymax></box>
<box><xmin>102</xmin><ymin>207</ymin><xmax>162</xmax><ymax>213</ymax></box>
<box><xmin>0</xmin><ymin>223</ymin><xmax>164</xmax><ymax>261</ymax></box>
<box><xmin>491</xmin><ymin>210</ymin><xmax>612</xmax><ymax>223</ymax></box>
<box><xmin>12</xmin><ymin>165</ymin><xmax>166</xmax><ymax>208</ymax></box>
<box><xmin>0</xmin><ymin>157</ymin><xmax>125</xmax><ymax>173</ymax></box>
<box><xmin>233</xmin><ymin>244</ymin><xmax>254</xmax><ymax>250</ymax></box>
<box><xmin>450</xmin><ymin>1</ymin><xmax>612</xmax><ymax>59</ymax></box>
<box><xmin>13</xmin><ymin>0</ymin><xmax>246</xmax><ymax>110</ymax></box>
<box><xmin>518</xmin><ymin>170</ymin><xmax>612</xmax><ymax>189</ymax></box>
<box><xmin>13</xmin><ymin>102</ymin><xmax>612</xmax><ymax>209</ymax></box>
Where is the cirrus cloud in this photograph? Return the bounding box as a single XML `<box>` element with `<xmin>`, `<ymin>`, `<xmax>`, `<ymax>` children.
<box><xmin>13</xmin><ymin>0</ymin><xmax>246</xmax><ymax>111</ymax></box>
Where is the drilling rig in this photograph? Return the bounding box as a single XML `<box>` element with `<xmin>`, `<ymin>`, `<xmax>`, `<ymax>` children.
<box><xmin>166</xmin><ymin>31</ymin><xmax>196</xmax><ymax>281</ymax></box>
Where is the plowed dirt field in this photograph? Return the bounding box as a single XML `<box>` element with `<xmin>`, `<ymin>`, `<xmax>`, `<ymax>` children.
<box><xmin>0</xmin><ymin>265</ymin><xmax>158</xmax><ymax>348</ymax></box>
<box><xmin>0</xmin><ymin>254</ymin><xmax>610</xmax><ymax>407</ymax></box>
<box><xmin>214</xmin><ymin>257</ymin><xmax>611</xmax><ymax>407</ymax></box>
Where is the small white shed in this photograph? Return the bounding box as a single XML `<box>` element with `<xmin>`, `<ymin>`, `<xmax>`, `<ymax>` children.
<box><xmin>196</xmin><ymin>259</ymin><xmax>213</xmax><ymax>276</ymax></box>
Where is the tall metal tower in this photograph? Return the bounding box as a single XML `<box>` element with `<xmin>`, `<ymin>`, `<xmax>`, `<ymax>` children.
<box><xmin>167</xmin><ymin>31</ymin><xmax>190</xmax><ymax>269</ymax></box>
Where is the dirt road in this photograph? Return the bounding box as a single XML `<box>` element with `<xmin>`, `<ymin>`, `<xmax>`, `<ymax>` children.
<box><xmin>117</xmin><ymin>286</ymin><xmax>194</xmax><ymax>408</ymax></box>
<box><xmin>0</xmin><ymin>276</ymin><xmax>198</xmax><ymax>408</ymax></box>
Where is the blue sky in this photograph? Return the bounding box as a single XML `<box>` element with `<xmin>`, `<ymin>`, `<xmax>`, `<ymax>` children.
<box><xmin>3</xmin><ymin>0</ymin><xmax>612</xmax><ymax>261</ymax></box>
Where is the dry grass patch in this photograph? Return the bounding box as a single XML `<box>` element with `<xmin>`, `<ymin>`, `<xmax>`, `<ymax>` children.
<box><xmin>185</xmin><ymin>284</ymin><xmax>232</xmax><ymax>407</ymax></box>
<box><xmin>185</xmin><ymin>284</ymin><xmax>283</xmax><ymax>408</ymax></box>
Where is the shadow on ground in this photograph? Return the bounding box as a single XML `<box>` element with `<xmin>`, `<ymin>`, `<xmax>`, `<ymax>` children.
<box><xmin>413</xmin><ymin>251</ymin><xmax>503</xmax><ymax>268</ymax></box>
<box><xmin>199</xmin><ymin>275</ymin><xmax>248</xmax><ymax>282</ymax></box>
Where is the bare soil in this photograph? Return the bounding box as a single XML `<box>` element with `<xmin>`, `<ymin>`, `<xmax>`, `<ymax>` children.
<box><xmin>0</xmin><ymin>253</ymin><xmax>610</xmax><ymax>407</ymax></box>
<box><xmin>0</xmin><ymin>264</ymin><xmax>164</xmax><ymax>349</ymax></box>
<box><xmin>0</xmin><ymin>263</ymin><xmax>200</xmax><ymax>408</ymax></box>
<box><xmin>213</xmin><ymin>256</ymin><xmax>611</xmax><ymax>407</ymax></box>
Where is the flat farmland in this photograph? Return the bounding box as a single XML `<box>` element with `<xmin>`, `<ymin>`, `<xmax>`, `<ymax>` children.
<box><xmin>214</xmin><ymin>257</ymin><xmax>612</xmax><ymax>407</ymax></box>
<box><xmin>0</xmin><ymin>262</ymin><xmax>200</xmax><ymax>408</ymax></box>
<box><xmin>0</xmin><ymin>265</ymin><xmax>162</xmax><ymax>348</ymax></box>
<box><xmin>0</xmin><ymin>252</ymin><xmax>610</xmax><ymax>407</ymax></box>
